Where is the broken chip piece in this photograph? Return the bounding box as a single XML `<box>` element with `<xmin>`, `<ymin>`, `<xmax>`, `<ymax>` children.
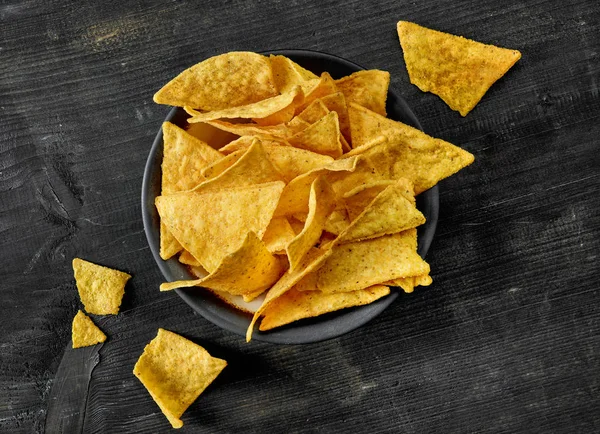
<box><xmin>72</xmin><ymin>310</ymin><xmax>107</xmax><ymax>348</ymax></box>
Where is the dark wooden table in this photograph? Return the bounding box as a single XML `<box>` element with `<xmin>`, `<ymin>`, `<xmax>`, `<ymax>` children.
<box><xmin>1</xmin><ymin>0</ymin><xmax>599</xmax><ymax>432</ymax></box>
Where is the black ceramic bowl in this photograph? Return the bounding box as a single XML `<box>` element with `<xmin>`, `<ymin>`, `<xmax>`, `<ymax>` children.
<box><xmin>141</xmin><ymin>49</ymin><xmax>439</xmax><ymax>344</ymax></box>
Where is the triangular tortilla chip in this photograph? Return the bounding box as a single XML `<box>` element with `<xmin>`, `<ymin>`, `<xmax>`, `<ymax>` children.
<box><xmin>286</xmin><ymin>177</ymin><xmax>336</xmax><ymax>270</ymax></box>
<box><xmin>320</xmin><ymin>92</ymin><xmax>351</xmax><ymax>143</ymax></box>
<box><xmin>269</xmin><ymin>55</ymin><xmax>318</xmax><ymax>94</ymax></box>
<box><xmin>73</xmin><ymin>258</ymin><xmax>131</xmax><ymax>315</ymax></box>
<box><xmin>205</xmin><ymin>119</ymin><xmax>290</xmax><ymax>141</ymax></box>
<box><xmin>192</xmin><ymin>139</ymin><xmax>284</xmax><ymax>193</ymax></box>
<box><xmin>72</xmin><ymin>310</ymin><xmax>107</xmax><ymax>348</ymax></box>
<box><xmin>397</xmin><ymin>21</ymin><xmax>521</xmax><ymax>116</ymax></box>
<box><xmin>246</xmin><ymin>247</ymin><xmax>333</xmax><ymax>341</ymax></box>
<box><xmin>185</xmin><ymin>86</ymin><xmax>303</xmax><ymax>123</ymax></box>
<box><xmin>160</xmin><ymin>232</ymin><xmax>283</xmax><ymax>296</ymax></box>
<box><xmin>259</xmin><ymin>285</ymin><xmax>390</xmax><ymax>331</ymax></box>
<box><xmin>337</xmin><ymin>179</ymin><xmax>425</xmax><ymax>243</ymax></box>
<box><xmin>155</xmin><ymin>182</ymin><xmax>284</xmax><ymax>272</ymax></box>
<box><xmin>274</xmin><ymin>156</ymin><xmax>359</xmax><ymax>216</ymax></box>
<box><xmin>316</xmin><ymin>231</ymin><xmax>430</xmax><ymax>293</ymax></box>
<box><xmin>335</xmin><ymin>70</ymin><xmax>390</xmax><ymax>116</ymax></box>
<box><xmin>288</xmin><ymin>111</ymin><xmax>343</xmax><ymax>158</ymax></box>
<box><xmin>347</xmin><ymin>103</ymin><xmax>474</xmax><ymax>193</ymax></box>
<box><xmin>262</xmin><ymin>217</ymin><xmax>296</xmax><ymax>253</ymax></box>
<box><xmin>294</xmin><ymin>72</ymin><xmax>338</xmax><ymax>114</ymax></box>
<box><xmin>160</xmin><ymin>122</ymin><xmax>223</xmax><ymax>259</ymax></box>
<box><xmin>297</xmin><ymin>99</ymin><xmax>329</xmax><ymax>124</ymax></box>
<box><xmin>343</xmin><ymin>180</ymin><xmax>397</xmax><ymax>221</ymax></box>
<box><xmin>154</xmin><ymin>52</ymin><xmax>277</xmax><ymax>110</ymax></box>
<box><xmin>133</xmin><ymin>329</ymin><xmax>227</xmax><ymax>429</ymax></box>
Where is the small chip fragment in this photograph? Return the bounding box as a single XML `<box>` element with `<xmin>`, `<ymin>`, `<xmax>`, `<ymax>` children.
<box><xmin>72</xmin><ymin>310</ymin><xmax>107</xmax><ymax>348</ymax></box>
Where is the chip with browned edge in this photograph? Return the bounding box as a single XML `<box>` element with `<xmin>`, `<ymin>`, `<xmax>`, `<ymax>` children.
<box><xmin>133</xmin><ymin>329</ymin><xmax>227</xmax><ymax>429</ymax></box>
<box><xmin>397</xmin><ymin>21</ymin><xmax>521</xmax><ymax>116</ymax></box>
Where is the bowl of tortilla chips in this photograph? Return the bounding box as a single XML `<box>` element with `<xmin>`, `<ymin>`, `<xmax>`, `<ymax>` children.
<box><xmin>142</xmin><ymin>49</ymin><xmax>453</xmax><ymax>344</ymax></box>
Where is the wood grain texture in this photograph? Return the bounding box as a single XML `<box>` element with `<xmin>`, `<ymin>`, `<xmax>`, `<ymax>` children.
<box><xmin>0</xmin><ymin>0</ymin><xmax>598</xmax><ymax>432</ymax></box>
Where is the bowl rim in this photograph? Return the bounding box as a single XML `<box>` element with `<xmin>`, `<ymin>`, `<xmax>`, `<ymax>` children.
<box><xmin>141</xmin><ymin>49</ymin><xmax>439</xmax><ymax>344</ymax></box>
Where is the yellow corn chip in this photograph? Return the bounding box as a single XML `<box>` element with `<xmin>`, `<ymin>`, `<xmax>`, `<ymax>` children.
<box><xmin>335</xmin><ymin>70</ymin><xmax>390</xmax><ymax>116</ymax></box>
<box><xmin>253</xmin><ymin>104</ymin><xmax>296</xmax><ymax>126</ymax></box>
<box><xmin>337</xmin><ymin>179</ymin><xmax>425</xmax><ymax>243</ymax></box>
<box><xmin>160</xmin><ymin>122</ymin><xmax>223</xmax><ymax>259</ymax></box>
<box><xmin>262</xmin><ymin>217</ymin><xmax>296</xmax><ymax>253</ymax></box>
<box><xmin>156</xmin><ymin>182</ymin><xmax>284</xmax><ymax>272</ymax></box>
<box><xmin>288</xmin><ymin>111</ymin><xmax>343</xmax><ymax>158</ymax></box>
<box><xmin>218</xmin><ymin>136</ymin><xmax>289</xmax><ymax>155</ymax></box>
<box><xmin>160</xmin><ymin>232</ymin><xmax>283</xmax><ymax>296</ymax></box>
<box><xmin>317</xmin><ymin>231</ymin><xmax>429</xmax><ymax>293</ymax></box>
<box><xmin>386</xmin><ymin>274</ymin><xmax>432</xmax><ymax>293</ymax></box>
<box><xmin>192</xmin><ymin>139</ymin><xmax>284</xmax><ymax>194</ymax></box>
<box><xmin>185</xmin><ymin>86</ymin><xmax>303</xmax><ymax>123</ymax></box>
<box><xmin>178</xmin><ymin>250</ymin><xmax>201</xmax><ymax>267</ymax></box>
<box><xmin>320</xmin><ymin>92</ymin><xmax>351</xmax><ymax>143</ymax></box>
<box><xmin>269</xmin><ymin>55</ymin><xmax>318</xmax><ymax>94</ymax></box>
<box><xmin>204</xmin><ymin>119</ymin><xmax>290</xmax><ymax>141</ymax></box>
<box><xmin>246</xmin><ymin>247</ymin><xmax>333</xmax><ymax>341</ymax></box>
<box><xmin>72</xmin><ymin>310</ymin><xmax>107</xmax><ymax>348</ymax></box>
<box><xmin>73</xmin><ymin>258</ymin><xmax>131</xmax><ymax>315</ymax></box>
<box><xmin>343</xmin><ymin>180</ymin><xmax>397</xmax><ymax>221</ymax></box>
<box><xmin>275</xmin><ymin>156</ymin><xmax>359</xmax><ymax>217</ymax></box>
<box><xmin>133</xmin><ymin>329</ymin><xmax>227</xmax><ymax>429</ymax></box>
<box><xmin>286</xmin><ymin>116</ymin><xmax>311</xmax><ymax>135</ymax></box>
<box><xmin>347</xmin><ymin>103</ymin><xmax>474</xmax><ymax>193</ymax></box>
<box><xmin>154</xmin><ymin>52</ymin><xmax>277</xmax><ymax>110</ymax></box>
<box><xmin>185</xmin><ymin>122</ymin><xmax>238</xmax><ymax>150</ymax></box>
<box><xmin>397</xmin><ymin>21</ymin><xmax>521</xmax><ymax>116</ymax></box>
<box><xmin>294</xmin><ymin>72</ymin><xmax>338</xmax><ymax>114</ymax></box>
<box><xmin>259</xmin><ymin>285</ymin><xmax>390</xmax><ymax>331</ymax></box>
<box><xmin>286</xmin><ymin>177</ymin><xmax>336</xmax><ymax>271</ymax></box>
<box><xmin>200</xmin><ymin>149</ymin><xmax>245</xmax><ymax>179</ymax></box>
<box><xmin>297</xmin><ymin>99</ymin><xmax>329</xmax><ymax>124</ymax></box>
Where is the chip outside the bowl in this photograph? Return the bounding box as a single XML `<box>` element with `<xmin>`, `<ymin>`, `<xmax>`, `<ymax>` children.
<box><xmin>133</xmin><ymin>329</ymin><xmax>227</xmax><ymax>429</ymax></box>
<box><xmin>72</xmin><ymin>310</ymin><xmax>107</xmax><ymax>348</ymax></box>
<box><xmin>73</xmin><ymin>258</ymin><xmax>131</xmax><ymax>315</ymax></box>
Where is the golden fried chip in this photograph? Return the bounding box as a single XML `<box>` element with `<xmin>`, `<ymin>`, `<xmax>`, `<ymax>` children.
<box><xmin>286</xmin><ymin>177</ymin><xmax>336</xmax><ymax>270</ymax></box>
<box><xmin>160</xmin><ymin>232</ymin><xmax>283</xmax><ymax>296</ymax></box>
<box><xmin>253</xmin><ymin>104</ymin><xmax>296</xmax><ymax>126</ymax></box>
<box><xmin>72</xmin><ymin>310</ymin><xmax>107</xmax><ymax>348</ymax></box>
<box><xmin>185</xmin><ymin>86</ymin><xmax>303</xmax><ymax>123</ymax></box>
<box><xmin>397</xmin><ymin>21</ymin><xmax>521</xmax><ymax>116</ymax></box>
<box><xmin>269</xmin><ymin>55</ymin><xmax>318</xmax><ymax>94</ymax></box>
<box><xmin>274</xmin><ymin>156</ymin><xmax>359</xmax><ymax>217</ymax></box>
<box><xmin>337</xmin><ymin>179</ymin><xmax>425</xmax><ymax>243</ymax></box>
<box><xmin>295</xmin><ymin>72</ymin><xmax>338</xmax><ymax>114</ymax></box>
<box><xmin>192</xmin><ymin>139</ymin><xmax>284</xmax><ymax>193</ymax></box>
<box><xmin>316</xmin><ymin>231</ymin><xmax>429</xmax><ymax>293</ymax></box>
<box><xmin>286</xmin><ymin>116</ymin><xmax>311</xmax><ymax>135</ymax></box>
<box><xmin>156</xmin><ymin>182</ymin><xmax>284</xmax><ymax>272</ymax></box>
<box><xmin>335</xmin><ymin>70</ymin><xmax>390</xmax><ymax>116</ymax></box>
<box><xmin>297</xmin><ymin>99</ymin><xmax>329</xmax><ymax>124</ymax></box>
<box><xmin>288</xmin><ymin>111</ymin><xmax>343</xmax><ymax>158</ymax></box>
<box><xmin>386</xmin><ymin>274</ymin><xmax>432</xmax><ymax>293</ymax></box>
<box><xmin>154</xmin><ymin>52</ymin><xmax>277</xmax><ymax>110</ymax></box>
<box><xmin>160</xmin><ymin>122</ymin><xmax>223</xmax><ymax>259</ymax></box>
<box><xmin>259</xmin><ymin>285</ymin><xmax>390</xmax><ymax>331</ymax></box>
<box><xmin>218</xmin><ymin>136</ymin><xmax>289</xmax><ymax>155</ymax></box>
<box><xmin>246</xmin><ymin>247</ymin><xmax>333</xmax><ymax>341</ymax></box>
<box><xmin>73</xmin><ymin>258</ymin><xmax>131</xmax><ymax>315</ymax></box>
<box><xmin>178</xmin><ymin>250</ymin><xmax>201</xmax><ymax>267</ymax></box>
<box><xmin>133</xmin><ymin>329</ymin><xmax>227</xmax><ymax>429</ymax></box>
<box><xmin>347</xmin><ymin>103</ymin><xmax>474</xmax><ymax>193</ymax></box>
<box><xmin>343</xmin><ymin>180</ymin><xmax>397</xmax><ymax>221</ymax></box>
<box><xmin>185</xmin><ymin>122</ymin><xmax>238</xmax><ymax>150</ymax></box>
<box><xmin>200</xmin><ymin>149</ymin><xmax>245</xmax><ymax>179</ymax></box>
<box><xmin>262</xmin><ymin>217</ymin><xmax>296</xmax><ymax>253</ymax></box>
<box><xmin>204</xmin><ymin>119</ymin><xmax>290</xmax><ymax>141</ymax></box>
<box><xmin>320</xmin><ymin>92</ymin><xmax>351</xmax><ymax>143</ymax></box>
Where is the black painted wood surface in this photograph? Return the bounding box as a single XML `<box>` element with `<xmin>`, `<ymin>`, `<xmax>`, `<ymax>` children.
<box><xmin>1</xmin><ymin>0</ymin><xmax>599</xmax><ymax>432</ymax></box>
